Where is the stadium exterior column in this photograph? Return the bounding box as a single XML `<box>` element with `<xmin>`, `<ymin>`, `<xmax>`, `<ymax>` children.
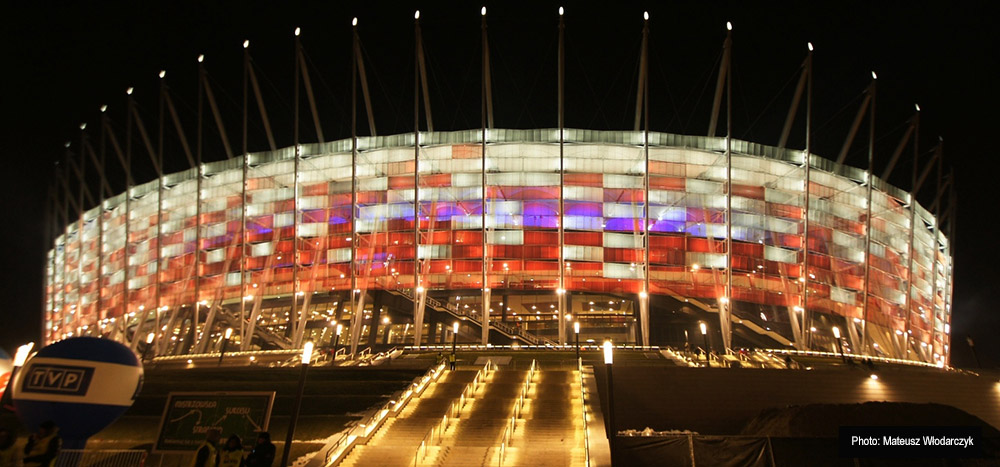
<box><xmin>193</xmin><ymin>55</ymin><xmax>207</xmax><ymax>354</ymax></box>
<box><xmin>902</xmin><ymin>111</ymin><xmax>919</xmax><ymax>359</ymax></box>
<box><xmin>291</xmin><ymin>27</ymin><xmax>302</xmax><ymax>353</ymax></box>
<box><xmin>76</xmin><ymin>128</ymin><xmax>86</xmax><ymax>338</ymax></box>
<box><xmin>480</xmin><ymin>6</ymin><xmax>491</xmax><ymax>346</ymax></box>
<box><xmin>801</xmin><ymin>46</ymin><xmax>813</xmax><ymax>351</ymax></box>
<box><xmin>155</xmin><ymin>71</ymin><xmax>167</xmax><ymax>356</ymax></box>
<box><xmin>928</xmin><ymin>145</ymin><xmax>943</xmax><ymax>363</ymax></box>
<box><xmin>557</xmin><ymin>7</ymin><xmax>567</xmax><ymax>345</ymax></box>
<box><xmin>240</xmin><ymin>39</ymin><xmax>250</xmax><ymax>347</ymax></box>
<box><xmin>349</xmin><ymin>17</ymin><xmax>360</xmax><ymax>357</ymax></box>
<box><xmin>368</xmin><ymin>293</ymin><xmax>382</xmax><ymax>347</ymax></box>
<box><xmin>640</xmin><ymin>12</ymin><xmax>651</xmax><ymax>347</ymax></box>
<box><xmin>412</xmin><ymin>11</ymin><xmax>426</xmax><ymax>346</ymax></box>
<box><xmin>861</xmin><ymin>74</ymin><xmax>876</xmax><ymax>355</ymax></box>
<box><xmin>722</xmin><ymin>22</ymin><xmax>734</xmax><ymax>353</ymax></box>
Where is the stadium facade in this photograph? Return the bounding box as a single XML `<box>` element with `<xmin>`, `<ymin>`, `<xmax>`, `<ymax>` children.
<box><xmin>42</xmin><ymin>12</ymin><xmax>954</xmax><ymax>366</ymax></box>
<box><xmin>44</xmin><ymin>128</ymin><xmax>953</xmax><ymax>364</ymax></box>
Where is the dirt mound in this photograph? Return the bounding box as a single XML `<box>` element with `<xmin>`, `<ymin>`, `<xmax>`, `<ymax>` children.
<box><xmin>741</xmin><ymin>402</ymin><xmax>1000</xmax><ymax>438</ymax></box>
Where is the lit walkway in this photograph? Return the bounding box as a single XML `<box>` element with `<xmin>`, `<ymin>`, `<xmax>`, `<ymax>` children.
<box><xmin>338</xmin><ymin>362</ymin><xmax>588</xmax><ymax>467</ymax></box>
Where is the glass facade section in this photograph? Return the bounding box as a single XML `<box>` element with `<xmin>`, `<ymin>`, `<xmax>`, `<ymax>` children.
<box><xmin>44</xmin><ymin>129</ymin><xmax>953</xmax><ymax>365</ymax></box>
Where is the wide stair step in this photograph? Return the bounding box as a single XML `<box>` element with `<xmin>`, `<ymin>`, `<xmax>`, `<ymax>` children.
<box><xmin>338</xmin><ymin>365</ymin><xmax>588</xmax><ymax>467</ymax></box>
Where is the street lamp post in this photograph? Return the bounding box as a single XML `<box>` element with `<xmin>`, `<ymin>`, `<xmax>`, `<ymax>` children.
<box><xmin>280</xmin><ymin>341</ymin><xmax>314</xmax><ymax>467</ymax></box>
<box><xmin>574</xmin><ymin>321</ymin><xmax>581</xmax><ymax>360</ymax></box>
<box><xmin>700</xmin><ymin>322</ymin><xmax>710</xmax><ymax>367</ymax></box>
<box><xmin>833</xmin><ymin>326</ymin><xmax>846</xmax><ymax>363</ymax></box>
<box><xmin>142</xmin><ymin>332</ymin><xmax>155</xmax><ymax>362</ymax></box>
<box><xmin>218</xmin><ymin>327</ymin><xmax>233</xmax><ymax>366</ymax></box>
<box><xmin>452</xmin><ymin>322</ymin><xmax>459</xmax><ymax>354</ymax></box>
<box><xmin>603</xmin><ymin>340</ymin><xmax>615</xmax><ymax>461</ymax></box>
<box><xmin>332</xmin><ymin>323</ymin><xmax>343</xmax><ymax>360</ymax></box>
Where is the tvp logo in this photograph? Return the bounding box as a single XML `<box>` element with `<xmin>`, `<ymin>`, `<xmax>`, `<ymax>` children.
<box><xmin>22</xmin><ymin>364</ymin><xmax>94</xmax><ymax>396</ymax></box>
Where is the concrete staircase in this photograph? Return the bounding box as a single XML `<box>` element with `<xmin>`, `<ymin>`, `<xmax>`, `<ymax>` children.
<box><xmin>338</xmin><ymin>361</ymin><xmax>588</xmax><ymax>467</ymax></box>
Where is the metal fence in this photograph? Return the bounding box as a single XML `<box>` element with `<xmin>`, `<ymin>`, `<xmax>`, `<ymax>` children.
<box><xmin>55</xmin><ymin>449</ymin><xmax>147</xmax><ymax>467</ymax></box>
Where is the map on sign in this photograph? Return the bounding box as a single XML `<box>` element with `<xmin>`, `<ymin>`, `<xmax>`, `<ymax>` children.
<box><xmin>154</xmin><ymin>392</ymin><xmax>275</xmax><ymax>452</ymax></box>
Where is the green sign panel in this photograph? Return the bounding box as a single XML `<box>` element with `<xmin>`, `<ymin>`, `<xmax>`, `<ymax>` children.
<box><xmin>154</xmin><ymin>392</ymin><xmax>275</xmax><ymax>452</ymax></box>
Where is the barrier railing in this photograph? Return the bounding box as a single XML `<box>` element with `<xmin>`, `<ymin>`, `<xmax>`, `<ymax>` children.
<box><xmin>56</xmin><ymin>449</ymin><xmax>147</xmax><ymax>467</ymax></box>
<box><xmin>763</xmin><ymin>348</ymin><xmax>945</xmax><ymax>369</ymax></box>
<box><xmin>411</xmin><ymin>361</ymin><xmax>494</xmax><ymax>467</ymax></box>
<box><xmin>153</xmin><ymin>347</ymin><xmax>302</xmax><ymax>362</ymax></box>
<box><xmin>403</xmin><ymin>344</ymin><xmax>663</xmax><ymax>352</ymax></box>
<box><xmin>498</xmin><ymin>359</ymin><xmax>536</xmax><ymax>466</ymax></box>
<box><xmin>325</xmin><ymin>362</ymin><xmax>446</xmax><ymax>466</ymax></box>
<box><xmin>389</xmin><ymin>288</ymin><xmax>555</xmax><ymax>345</ymax></box>
<box><xmin>661</xmin><ymin>347</ymin><xmax>700</xmax><ymax>367</ymax></box>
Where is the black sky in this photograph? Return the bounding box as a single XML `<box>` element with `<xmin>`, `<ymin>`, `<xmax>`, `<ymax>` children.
<box><xmin>3</xmin><ymin>1</ymin><xmax>997</xmax><ymax>367</ymax></box>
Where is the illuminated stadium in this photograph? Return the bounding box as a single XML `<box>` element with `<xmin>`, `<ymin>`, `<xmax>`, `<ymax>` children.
<box><xmin>43</xmin><ymin>127</ymin><xmax>952</xmax><ymax>363</ymax></box>
<box><xmin>42</xmin><ymin>13</ymin><xmax>954</xmax><ymax>367</ymax></box>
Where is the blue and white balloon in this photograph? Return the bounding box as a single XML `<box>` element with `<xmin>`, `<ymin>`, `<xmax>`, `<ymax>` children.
<box><xmin>11</xmin><ymin>337</ymin><xmax>143</xmax><ymax>448</ymax></box>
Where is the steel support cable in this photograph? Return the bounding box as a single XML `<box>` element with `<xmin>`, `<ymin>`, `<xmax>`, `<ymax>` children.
<box><xmin>251</xmin><ymin>58</ymin><xmax>294</xmax><ymax>117</ymax></box>
<box><xmin>300</xmin><ymin>48</ymin><xmax>350</xmax><ymax>135</ymax></box>
<box><xmin>578</xmin><ymin>37</ymin><xmax>639</xmax><ymax>129</ymax></box>
<box><xmin>840</xmin><ymin>119</ymin><xmax>910</xmax><ymax>171</ymax></box>
<box><xmin>421</xmin><ymin>42</ymin><xmax>468</xmax><ymax>129</ymax></box>
<box><xmin>814</xmin><ymin>90</ymin><xmax>865</xmax><ymax>135</ymax></box>
<box><xmin>650</xmin><ymin>43</ymin><xmax>682</xmax><ymax>131</ymax></box>
<box><xmin>682</xmin><ymin>50</ymin><xmax>724</xmax><ymax>134</ymax></box>
<box><xmin>740</xmin><ymin>66</ymin><xmax>800</xmax><ymax>140</ymax></box>
<box><xmin>733</xmin><ymin>62</ymin><xmax>756</xmax><ymax>142</ymax></box>
<box><xmin>559</xmin><ymin>33</ymin><xmax>611</xmax><ymax>130</ymax></box>
<box><xmin>443</xmin><ymin>59</ymin><xmax>477</xmax><ymax>129</ymax></box>
<box><xmin>509</xmin><ymin>38</ymin><xmax>557</xmax><ymax>128</ymax></box>
<box><xmin>358</xmin><ymin>41</ymin><xmax>404</xmax><ymax>130</ymax></box>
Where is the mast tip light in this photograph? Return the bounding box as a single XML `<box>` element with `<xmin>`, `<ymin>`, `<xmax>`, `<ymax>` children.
<box><xmin>79</xmin><ymin>123</ymin><xmax>87</xmax><ymax>130</ymax></box>
<box><xmin>481</xmin><ymin>6</ymin><xmax>486</xmax><ymax>16</ymax></box>
<box><xmin>126</xmin><ymin>87</ymin><xmax>134</xmax><ymax>95</ymax></box>
<box><xmin>644</xmin><ymin>11</ymin><xmax>649</xmax><ymax>21</ymax></box>
<box><xmin>352</xmin><ymin>17</ymin><xmax>358</xmax><ymax>26</ymax></box>
<box><xmin>197</xmin><ymin>54</ymin><xmax>204</xmax><ymax>63</ymax></box>
<box><xmin>727</xmin><ymin>21</ymin><xmax>733</xmax><ymax>31</ymax></box>
<box><xmin>158</xmin><ymin>70</ymin><xmax>166</xmax><ymax>79</ymax></box>
<box><xmin>807</xmin><ymin>42</ymin><xmax>814</xmax><ymax>51</ymax></box>
<box><xmin>294</xmin><ymin>27</ymin><xmax>301</xmax><ymax>36</ymax></box>
<box><xmin>915</xmin><ymin>103</ymin><xmax>921</xmax><ymax>112</ymax></box>
<box><xmin>559</xmin><ymin>6</ymin><xmax>564</xmax><ymax>16</ymax></box>
<box><xmin>871</xmin><ymin>71</ymin><xmax>878</xmax><ymax>80</ymax></box>
<box><xmin>100</xmin><ymin>105</ymin><xmax>107</xmax><ymax>113</ymax></box>
<box><xmin>415</xmin><ymin>10</ymin><xmax>420</xmax><ymax>19</ymax></box>
<box><xmin>243</xmin><ymin>39</ymin><xmax>250</xmax><ymax>49</ymax></box>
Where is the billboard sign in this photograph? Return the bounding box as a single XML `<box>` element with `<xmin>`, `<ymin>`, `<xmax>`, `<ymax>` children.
<box><xmin>154</xmin><ymin>392</ymin><xmax>275</xmax><ymax>452</ymax></box>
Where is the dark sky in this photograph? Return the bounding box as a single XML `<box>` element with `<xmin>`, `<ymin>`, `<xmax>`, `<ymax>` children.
<box><xmin>3</xmin><ymin>1</ymin><xmax>997</xmax><ymax>367</ymax></box>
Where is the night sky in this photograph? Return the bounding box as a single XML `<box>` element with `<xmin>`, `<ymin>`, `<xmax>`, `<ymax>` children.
<box><xmin>4</xmin><ymin>1</ymin><xmax>997</xmax><ymax>367</ymax></box>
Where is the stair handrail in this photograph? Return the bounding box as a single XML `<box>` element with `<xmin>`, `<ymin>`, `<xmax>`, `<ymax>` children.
<box><xmin>578</xmin><ymin>357</ymin><xmax>592</xmax><ymax>467</ymax></box>
<box><xmin>327</xmin><ymin>362</ymin><xmax>445</xmax><ymax>466</ymax></box>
